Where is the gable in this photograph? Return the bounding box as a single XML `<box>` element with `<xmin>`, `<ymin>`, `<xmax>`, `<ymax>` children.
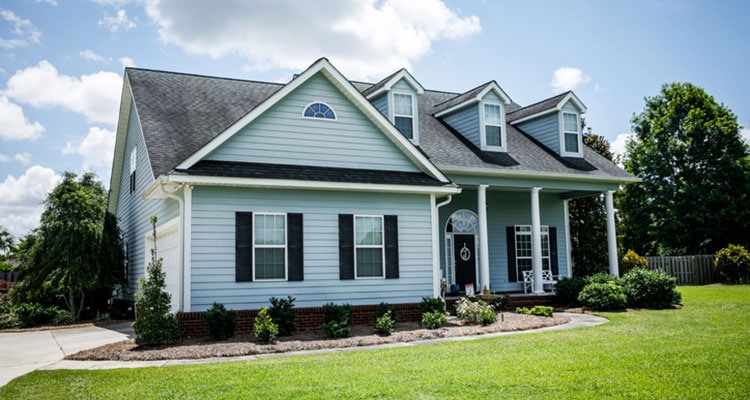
<box><xmin>204</xmin><ymin>72</ymin><xmax>421</xmax><ymax>172</ymax></box>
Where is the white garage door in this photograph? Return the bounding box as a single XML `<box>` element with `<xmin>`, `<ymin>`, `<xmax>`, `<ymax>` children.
<box><xmin>144</xmin><ymin>218</ymin><xmax>180</xmax><ymax>312</ymax></box>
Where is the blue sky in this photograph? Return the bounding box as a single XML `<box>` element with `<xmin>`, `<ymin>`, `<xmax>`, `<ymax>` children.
<box><xmin>1</xmin><ymin>0</ymin><xmax>748</xmax><ymax>237</ymax></box>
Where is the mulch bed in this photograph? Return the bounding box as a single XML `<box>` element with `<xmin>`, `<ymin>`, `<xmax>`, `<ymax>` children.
<box><xmin>65</xmin><ymin>312</ymin><xmax>570</xmax><ymax>361</ymax></box>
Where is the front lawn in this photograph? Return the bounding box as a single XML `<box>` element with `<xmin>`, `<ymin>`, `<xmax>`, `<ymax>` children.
<box><xmin>2</xmin><ymin>285</ymin><xmax>748</xmax><ymax>399</ymax></box>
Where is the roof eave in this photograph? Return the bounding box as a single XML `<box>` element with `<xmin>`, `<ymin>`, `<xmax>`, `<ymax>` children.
<box><xmin>441</xmin><ymin>166</ymin><xmax>641</xmax><ymax>184</ymax></box>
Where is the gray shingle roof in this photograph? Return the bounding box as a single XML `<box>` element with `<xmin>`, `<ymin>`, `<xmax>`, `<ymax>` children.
<box><xmin>506</xmin><ymin>91</ymin><xmax>569</xmax><ymax>123</ymax></box>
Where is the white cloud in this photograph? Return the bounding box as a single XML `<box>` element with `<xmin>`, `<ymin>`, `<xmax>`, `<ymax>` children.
<box><xmin>99</xmin><ymin>9</ymin><xmax>137</xmax><ymax>32</ymax></box>
<box><xmin>0</xmin><ymin>9</ymin><xmax>42</xmax><ymax>48</ymax></box>
<box><xmin>36</xmin><ymin>0</ymin><xmax>58</xmax><ymax>5</ymax></box>
<box><xmin>118</xmin><ymin>56</ymin><xmax>136</xmax><ymax>68</ymax></box>
<box><xmin>63</xmin><ymin>127</ymin><xmax>115</xmax><ymax>173</ymax></box>
<box><xmin>0</xmin><ymin>96</ymin><xmax>44</xmax><ymax>140</ymax></box>
<box><xmin>611</xmin><ymin>132</ymin><xmax>635</xmax><ymax>159</ymax></box>
<box><xmin>80</xmin><ymin>49</ymin><xmax>108</xmax><ymax>63</ymax></box>
<box><xmin>0</xmin><ymin>165</ymin><xmax>61</xmax><ymax>237</ymax></box>
<box><xmin>741</xmin><ymin>128</ymin><xmax>750</xmax><ymax>144</ymax></box>
<box><xmin>142</xmin><ymin>0</ymin><xmax>481</xmax><ymax>80</ymax></box>
<box><xmin>551</xmin><ymin>66</ymin><xmax>590</xmax><ymax>93</ymax></box>
<box><xmin>3</xmin><ymin>60</ymin><xmax>122</xmax><ymax>125</ymax></box>
<box><xmin>14</xmin><ymin>152</ymin><xmax>32</xmax><ymax>165</ymax></box>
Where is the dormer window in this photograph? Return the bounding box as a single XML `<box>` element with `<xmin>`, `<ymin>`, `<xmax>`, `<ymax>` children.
<box><xmin>392</xmin><ymin>92</ymin><xmax>415</xmax><ymax>141</ymax></box>
<box><xmin>303</xmin><ymin>102</ymin><xmax>336</xmax><ymax>120</ymax></box>
<box><xmin>562</xmin><ymin>112</ymin><xmax>581</xmax><ymax>155</ymax></box>
<box><xmin>481</xmin><ymin>102</ymin><xmax>506</xmax><ymax>151</ymax></box>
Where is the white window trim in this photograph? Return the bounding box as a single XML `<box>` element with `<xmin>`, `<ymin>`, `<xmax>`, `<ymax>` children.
<box><xmin>560</xmin><ymin>111</ymin><xmax>583</xmax><ymax>157</ymax></box>
<box><xmin>252</xmin><ymin>212</ymin><xmax>288</xmax><ymax>282</ymax></box>
<box><xmin>129</xmin><ymin>147</ymin><xmax>137</xmax><ymax>174</ymax></box>
<box><xmin>301</xmin><ymin>101</ymin><xmax>337</xmax><ymax>121</ymax></box>
<box><xmin>480</xmin><ymin>101</ymin><xmax>507</xmax><ymax>152</ymax></box>
<box><xmin>389</xmin><ymin>91</ymin><xmax>419</xmax><ymax>145</ymax></box>
<box><xmin>514</xmin><ymin>225</ymin><xmax>550</xmax><ymax>282</ymax></box>
<box><xmin>354</xmin><ymin>214</ymin><xmax>386</xmax><ymax>279</ymax></box>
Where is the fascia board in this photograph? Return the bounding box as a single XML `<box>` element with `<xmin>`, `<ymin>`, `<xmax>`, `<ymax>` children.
<box><xmin>442</xmin><ymin>166</ymin><xmax>641</xmax><ymax>184</ymax></box>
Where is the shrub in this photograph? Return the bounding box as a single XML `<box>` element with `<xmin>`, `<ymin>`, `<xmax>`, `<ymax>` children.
<box><xmin>621</xmin><ymin>268</ymin><xmax>681</xmax><ymax>309</ymax></box>
<box><xmin>53</xmin><ymin>309</ymin><xmax>75</xmax><ymax>325</ymax></box>
<box><xmin>554</xmin><ymin>277</ymin><xmax>588</xmax><ymax>305</ymax></box>
<box><xmin>377</xmin><ymin>302</ymin><xmax>398</xmax><ymax>322</ymax></box>
<box><xmin>269</xmin><ymin>296</ymin><xmax>297</xmax><ymax>336</ymax></box>
<box><xmin>203</xmin><ymin>302</ymin><xmax>237</xmax><ymax>341</ymax></box>
<box><xmin>578</xmin><ymin>282</ymin><xmax>627</xmax><ymax>311</ymax></box>
<box><xmin>0</xmin><ymin>279</ymin><xmax>12</xmax><ymax>293</ymax></box>
<box><xmin>13</xmin><ymin>303</ymin><xmax>60</xmax><ymax>328</ymax></box>
<box><xmin>322</xmin><ymin>320</ymin><xmax>350</xmax><ymax>338</ymax></box>
<box><xmin>621</xmin><ymin>249</ymin><xmax>649</xmax><ymax>274</ymax></box>
<box><xmin>455</xmin><ymin>297</ymin><xmax>496</xmax><ymax>325</ymax></box>
<box><xmin>421</xmin><ymin>310</ymin><xmax>446</xmax><ymax>329</ymax></box>
<box><xmin>322</xmin><ymin>303</ymin><xmax>351</xmax><ymax>338</ymax></box>
<box><xmin>478</xmin><ymin>307</ymin><xmax>497</xmax><ymax>325</ymax></box>
<box><xmin>418</xmin><ymin>296</ymin><xmax>445</xmax><ymax>314</ymax></box>
<box><xmin>488</xmin><ymin>295</ymin><xmax>510</xmax><ymax>311</ymax></box>
<box><xmin>253</xmin><ymin>306</ymin><xmax>278</xmax><ymax>343</ymax></box>
<box><xmin>588</xmin><ymin>272</ymin><xmax>619</xmax><ymax>284</ymax></box>
<box><xmin>715</xmin><ymin>244</ymin><xmax>750</xmax><ymax>283</ymax></box>
<box><xmin>516</xmin><ymin>305</ymin><xmax>554</xmax><ymax>317</ymax></box>
<box><xmin>374</xmin><ymin>310</ymin><xmax>395</xmax><ymax>336</ymax></box>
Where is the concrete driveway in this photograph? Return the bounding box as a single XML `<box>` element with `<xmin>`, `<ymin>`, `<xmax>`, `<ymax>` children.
<box><xmin>0</xmin><ymin>321</ymin><xmax>133</xmax><ymax>387</ymax></box>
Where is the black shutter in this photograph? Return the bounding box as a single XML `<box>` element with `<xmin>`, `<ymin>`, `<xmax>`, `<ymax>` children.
<box><xmin>549</xmin><ymin>227</ymin><xmax>559</xmax><ymax>277</ymax></box>
<box><xmin>236</xmin><ymin>212</ymin><xmax>253</xmax><ymax>282</ymax></box>
<box><xmin>384</xmin><ymin>215</ymin><xmax>399</xmax><ymax>279</ymax></box>
<box><xmin>338</xmin><ymin>214</ymin><xmax>354</xmax><ymax>280</ymax></box>
<box><xmin>287</xmin><ymin>213</ymin><xmax>304</xmax><ymax>281</ymax></box>
<box><xmin>506</xmin><ymin>226</ymin><xmax>517</xmax><ymax>282</ymax></box>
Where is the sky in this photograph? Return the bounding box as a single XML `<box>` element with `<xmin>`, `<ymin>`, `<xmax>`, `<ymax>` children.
<box><xmin>0</xmin><ymin>0</ymin><xmax>749</xmax><ymax>238</ymax></box>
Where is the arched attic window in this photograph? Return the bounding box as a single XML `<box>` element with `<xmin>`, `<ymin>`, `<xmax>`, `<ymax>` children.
<box><xmin>302</xmin><ymin>102</ymin><xmax>336</xmax><ymax>120</ymax></box>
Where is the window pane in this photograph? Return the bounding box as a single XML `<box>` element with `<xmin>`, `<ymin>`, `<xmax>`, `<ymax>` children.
<box><xmin>563</xmin><ymin>113</ymin><xmax>578</xmax><ymax>132</ymax></box>
<box><xmin>356</xmin><ymin>248</ymin><xmax>383</xmax><ymax>277</ymax></box>
<box><xmin>565</xmin><ymin>132</ymin><xmax>579</xmax><ymax>153</ymax></box>
<box><xmin>255</xmin><ymin>248</ymin><xmax>285</xmax><ymax>279</ymax></box>
<box><xmin>304</xmin><ymin>103</ymin><xmax>335</xmax><ymax>119</ymax></box>
<box><xmin>485</xmin><ymin>125</ymin><xmax>502</xmax><ymax>146</ymax></box>
<box><xmin>394</xmin><ymin>116</ymin><xmax>413</xmax><ymax>139</ymax></box>
<box><xmin>356</xmin><ymin>216</ymin><xmax>382</xmax><ymax>246</ymax></box>
<box><xmin>255</xmin><ymin>214</ymin><xmax>285</xmax><ymax>245</ymax></box>
<box><xmin>393</xmin><ymin>94</ymin><xmax>412</xmax><ymax>116</ymax></box>
<box><xmin>516</xmin><ymin>233</ymin><xmax>531</xmax><ymax>257</ymax></box>
<box><xmin>484</xmin><ymin>104</ymin><xmax>501</xmax><ymax>125</ymax></box>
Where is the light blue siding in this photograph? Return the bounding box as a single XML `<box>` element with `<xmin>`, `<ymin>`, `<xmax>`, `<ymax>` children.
<box><xmin>189</xmin><ymin>186</ymin><xmax>435</xmax><ymax>311</ymax></box>
<box><xmin>391</xmin><ymin>79</ymin><xmax>416</xmax><ymax>93</ymax></box>
<box><xmin>438</xmin><ymin>189</ymin><xmax>569</xmax><ymax>292</ymax></box>
<box><xmin>562</xmin><ymin>101</ymin><xmax>579</xmax><ymax>114</ymax></box>
<box><xmin>517</xmin><ymin>112</ymin><xmax>560</xmax><ymax>154</ymax></box>
<box><xmin>482</xmin><ymin>91</ymin><xmax>502</xmax><ymax>103</ymax></box>
<box><xmin>371</xmin><ymin>94</ymin><xmax>388</xmax><ymax>118</ymax></box>
<box><xmin>115</xmin><ymin>102</ymin><xmax>179</xmax><ymax>290</ymax></box>
<box><xmin>443</xmin><ymin>106</ymin><xmax>480</xmax><ymax>147</ymax></box>
<box><xmin>205</xmin><ymin>72</ymin><xmax>419</xmax><ymax>172</ymax></box>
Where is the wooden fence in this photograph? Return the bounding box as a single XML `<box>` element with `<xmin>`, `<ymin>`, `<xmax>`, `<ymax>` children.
<box><xmin>645</xmin><ymin>255</ymin><xmax>718</xmax><ymax>285</ymax></box>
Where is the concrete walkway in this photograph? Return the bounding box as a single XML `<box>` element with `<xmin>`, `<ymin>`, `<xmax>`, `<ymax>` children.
<box><xmin>0</xmin><ymin>321</ymin><xmax>134</xmax><ymax>387</ymax></box>
<box><xmin>35</xmin><ymin>313</ymin><xmax>606</xmax><ymax>374</ymax></box>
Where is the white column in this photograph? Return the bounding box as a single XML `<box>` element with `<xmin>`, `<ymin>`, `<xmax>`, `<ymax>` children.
<box><xmin>563</xmin><ymin>199</ymin><xmax>572</xmax><ymax>278</ymax></box>
<box><xmin>430</xmin><ymin>194</ymin><xmax>440</xmax><ymax>298</ymax></box>
<box><xmin>477</xmin><ymin>185</ymin><xmax>490</xmax><ymax>293</ymax></box>
<box><xmin>531</xmin><ymin>187</ymin><xmax>544</xmax><ymax>294</ymax></box>
<box><xmin>605</xmin><ymin>190</ymin><xmax>619</xmax><ymax>277</ymax></box>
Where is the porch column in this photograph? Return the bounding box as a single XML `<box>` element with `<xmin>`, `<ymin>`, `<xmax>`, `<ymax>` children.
<box><xmin>477</xmin><ymin>185</ymin><xmax>490</xmax><ymax>293</ymax></box>
<box><xmin>605</xmin><ymin>190</ymin><xmax>619</xmax><ymax>276</ymax></box>
<box><xmin>531</xmin><ymin>187</ymin><xmax>544</xmax><ymax>294</ymax></box>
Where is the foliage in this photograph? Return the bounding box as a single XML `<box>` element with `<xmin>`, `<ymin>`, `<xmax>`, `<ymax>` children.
<box><xmin>0</xmin><ymin>280</ymin><xmax>12</xmax><ymax>292</ymax></box>
<box><xmin>268</xmin><ymin>296</ymin><xmax>297</xmax><ymax>336</ymax></box>
<box><xmin>554</xmin><ymin>277</ymin><xmax>588</xmax><ymax>305</ymax></box>
<box><xmin>12</xmin><ymin>303</ymin><xmax>62</xmax><ymax>328</ymax></box>
<box><xmin>588</xmin><ymin>272</ymin><xmax>619</xmax><ymax>284</ymax></box>
<box><xmin>569</xmin><ymin>131</ymin><xmax>616</xmax><ymax>277</ymax></box>
<box><xmin>322</xmin><ymin>303</ymin><xmax>351</xmax><ymax>338</ymax></box>
<box><xmin>621</xmin><ymin>268</ymin><xmax>681</xmax><ymax>309</ymax></box>
<box><xmin>515</xmin><ymin>305</ymin><xmax>554</xmax><ymax>317</ymax></box>
<box><xmin>455</xmin><ymin>297</ymin><xmax>496</xmax><ymax>325</ymax></box>
<box><xmin>417</xmin><ymin>296</ymin><xmax>445</xmax><ymax>314</ymax></box>
<box><xmin>203</xmin><ymin>302</ymin><xmax>237</xmax><ymax>341</ymax></box>
<box><xmin>0</xmin><ymin>226</ymin><xmax>13</xmax><ymax>258</ymax></box>
<box><xmin>52</xmin><ymin>310</ymin><xmax>75</xmax><ymax>326</ymax></box>
<box><xmin>621</xmin><ymin>82</ymin><xmax>750</xmax><ymax>255</ymax></box>
<box><xmin>714</xmin><ymin>244</ymin><xmax>750</xmax><ymax>283</ymax></box>
<box><xmin>377</xmin><ymin>302</ymin><xmax>398</xmax><ymax>322</ymax></box>
<box><xmin>420</xmin><ymin>310</ymin><xmax>446</xmax><ymax>329</ymax></box>
<box><xmin>10</xmin><ymin>173</ymin><xmax>126</xmax><ymax>320</ymax></box>
<box><xmin>621</xmin><ymin>249</ymin><xmax>648</xmax><ymax>274</ymax></box>
<box><xmin>132</xmin><ymin>215</ymin><xmax>180</xmax><ymax>345</ymax></box>
<box><xmin>487</xmin><ymin>294</ymin><xmax>510</xmax><ymax>311</ymax></box>
<box><xmin>374</xmin><ymin>310</ymin><xmax>395</xmax><ymax>336</ymax></box>
<box><xmin>252</xmin><ymin>306</ymin><xmax>278</xmax><ymax>343</ymax></box>
<box><xmin>578</xmin><ymin>282</ymin><xmax>627</xmax><ymax>310</ymax></box>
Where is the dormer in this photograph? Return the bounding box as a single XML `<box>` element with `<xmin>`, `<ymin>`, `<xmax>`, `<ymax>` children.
<box><xmin>508</xmin><ymin>91</ymin><xmax>587</xmax><ymax>158</ymax></box>
<box><xmin>434</xmin><ymin>81</ymin><xmax>512</xmax><ymax>152</ymax></box>
<box><xmin>364</xmin><ymin>69</ymin><xmax>424</xmax><ymax>145</ymax></box>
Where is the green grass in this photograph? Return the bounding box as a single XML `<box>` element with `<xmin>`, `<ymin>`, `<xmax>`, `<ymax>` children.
<box><xmin>2</xmin><ymin>285</ymin><xmax>748</xmax><ymax>399</ymax></box>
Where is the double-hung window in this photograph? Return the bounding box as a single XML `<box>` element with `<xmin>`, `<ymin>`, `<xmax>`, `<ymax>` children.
<box><xmin>514</xmin><ymin>225</ymin><xmax>550</xmax><ymax>282</ymax></box>
<box><xmin>354</xmin><ymin>215</ymin><xmax>384</xmax><ymax>278</ymax></box>
<box><xmin>562</xmin><ymin>112</ymin><xmax>580</xmax><ymax>154</ymax></box>
<box><xmin>129</xmin><ymin>148</ymin><xmax>137</xmax><ymax>194</ymax></box>
<box><xmin>483</xmin><ymin>102</ymin><xmax>504</xmax><ymax>150</ymax></box>
<box><xmin>393</xmin><ymin>93</ymin><xmax>414</xmax><ymax>140</ymax></box>
<box><xmin>254</xmin><ymin>213</ymin><xmax>287</xmax><ymax>280</ymax></box>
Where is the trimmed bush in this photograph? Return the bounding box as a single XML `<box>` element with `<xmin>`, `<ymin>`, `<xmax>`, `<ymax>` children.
<box><xmin>203</xmin><ymin>302</ymin><xmax>237</xmax><ymax>341</ymax></box>
<box><xmin>322</xmin><ymin>303</ymin><xmax>351</xmax><ymax>338</ymax></box>
<box><xmin>578</xmin><ymin>282</ymin><xmax>627</xmax><ymax>311</ymax></box>
<box><xmin>516</xmin><ymin>305</ymin><xmax>554</xmax><ymax>317</ymax></box>
<box><xmin>269</xmin><ymin>296</ymin><xmax>297</xmax><ymax>336</ymax></box>
<box><xmin>374</xmin><ymin>310</ymin><xmax>395</xmax><ymax>336</ymax></box>
<box><xmin>621</xmin><ymin>268</ymin><xmax>681</xmax><ymax>309</ymax></box>
<box><xmin>715</xmin><ymin>244</ymin><xmax>750</xmax><ymax>283</ymax></box>
<box><xmin>489</xmin><ymin>295</ymin><xmax>510</xmax><ymax>311</ymax></box>
<box><xmin>588</xmin><ymin>272</ymin><xmax>620</xmax><ymax>284</ymax></box>
<box><xmin>377</xmin><ymin>302</ymin><xmax>398</xmax><ymax>322</ymax></box>
<box><xmin>621</xmin><ymin>249</ymin><xmax>649</xmax><ymax>274</ymax></box>
<box><xmin>253</xmin><ymin>306</ymin><xmax>278</xmax><ymax>343</ymax></box>
<box><xmin>421</xmin><ymin>310</ymin><xmax>446</xmax><ymax>329</ymax></box>
<box><xmin>554</xmin><ymin>277</ymin><xmax>588</xmax><ymax>305</ymax></box>
<box><xmin>455</xmin><ymin>297</ymin><xmax>496</xmax><ymax>325</ymax></box>
<box><xmin>418</xmin><ymin>297</ymin><xmax>445</xmax><ymax>314</ymax></box>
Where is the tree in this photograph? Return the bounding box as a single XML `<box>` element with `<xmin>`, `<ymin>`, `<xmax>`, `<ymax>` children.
<box><xmin>620</xmin><ymin>82</ymin><xmax>750</xmax><ymax>255</ymax></box>
<box><xmin>568</xmin><ymin>131</ymin><xmax>615</xmax><ymax>276</ymax></box>
<box><xmin>12</xmin><ymin>172</ymin><xmax>125</xmax><ymax>319</ymax></box>
<box><xmin>0</xmin><ymin>227</ymin><xmax>14</xmax><ymax>272</ymax></box>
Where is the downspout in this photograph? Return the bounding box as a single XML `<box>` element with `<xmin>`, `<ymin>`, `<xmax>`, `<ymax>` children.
<box><xmin>164</xmin><ymin>184</ymin><xmax>185</xmax><ymax>312</ymax></box>
<box><xmin>431</xmin><ymin>194</ymin><xmax>453</xmax><ymax>297</ymax></box>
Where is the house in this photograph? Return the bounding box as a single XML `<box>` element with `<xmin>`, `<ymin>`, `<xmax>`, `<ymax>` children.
<box><xmin>108</xmin><ymin>58</ymin><xmax>637</xmax><ymax>313</ymax></box>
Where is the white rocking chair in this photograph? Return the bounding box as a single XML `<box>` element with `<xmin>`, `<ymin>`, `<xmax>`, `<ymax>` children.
<box><xmin>522</xmin><ymin>270</ymin><xmax>557</xmax><ymax>293</ymax></box>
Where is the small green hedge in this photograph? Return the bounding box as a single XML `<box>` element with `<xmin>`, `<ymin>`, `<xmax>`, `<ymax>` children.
<box><xmin>578</xmin><ymin>282</ymin><xmax>627</xmax><ymax>311</ymax></box>
<box><xmin>621</xmin><ymin>268</ymin><xmax>681</xmax><ymax>309</ymax></box>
